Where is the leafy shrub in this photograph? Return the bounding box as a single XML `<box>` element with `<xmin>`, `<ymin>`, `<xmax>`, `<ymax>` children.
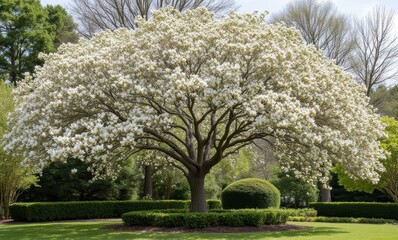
<box><xmin>222</xmin><ymin>178</ymin><xmax>280</xmax><ymax>209</ymax></box>
<box><xmin>272</xmin><ymin>175</ymin><xmax>319</xmax><ymax>208</ymax></box>
<box><xmin>10</xmin><ymin>200</ymin><xmax>221</xmax><ymax>222</ymax></box>
<box><xmin>206</xmin><ymin>199</ymin><xmax>222</xmax><ymax>210</ymax></box>
<box><xmin>122</xmin><ymin>209</ymin><xmax>291</xmax><ymax>228</ymax></box>
<box><xmin>19</xmin><ymin>158</ymin><xmax>137</xmax><ymax>202</ymax></box>
<box><xmin>289</xmin><ymin>216</ymin><xmax>395</xmax><ymax>224</ymax></box>
<box><xmin>285</xmin><ymin>208</ymin><xmax>317</xmax><ymax>217</ymax></box>
<box><xmin>309</xmin><ymin>202</ymin><xmax>398</xmax><ymax>220</ymax></box>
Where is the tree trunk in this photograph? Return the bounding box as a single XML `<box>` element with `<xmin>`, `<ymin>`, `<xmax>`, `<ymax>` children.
<box><xmin>165</xmin><ymin>173</ymin><xmax>172</xmax><ymax>200</ymax></box>
<box><xmin>187</xmin><ymin>173</ymin><xmax>208</xmax><ymax>212</ymax></box>
<box><xmin>3</xmin><ymin>203</ymin><xmax>9</xmax><ymax>220</ymax></box>
<box><xmin>143</xmin><ymin>165</ymin><xmax>153</xmax><ymax>198</ymax></box>
<box><xmin>320</xmin><ymin>187</ymin><xmax>331</xmax><ymax>202</ymax></box>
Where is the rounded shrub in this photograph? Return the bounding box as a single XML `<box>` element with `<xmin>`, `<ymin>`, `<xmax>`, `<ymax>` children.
<box><xmin>221</xmin><ymin>178</ymin><xmax>280</xmax><ymax>209</ymax></box>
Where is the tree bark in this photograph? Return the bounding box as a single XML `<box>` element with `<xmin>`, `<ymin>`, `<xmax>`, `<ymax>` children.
<box><xmin>187</xmin><ymin>173</ymin><xmax>208</xmax><ymax>212</ymax></box>
<box><xmin>143</xmin><ymin>165</ymin><xmax>153</xmax><ymax>198</ymax></box>
<box><xmin>165</xmin><ymin>173</ymin><xmax>172</xmax><ymax>200</ymax></box>
<box><xmin>320</xmin><ymin>186</ymin><xmax>331</xmax><ymax>202</ymax></box>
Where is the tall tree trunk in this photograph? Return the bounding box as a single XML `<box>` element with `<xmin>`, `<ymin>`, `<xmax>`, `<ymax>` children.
<box><xmin>320</xmin><ymin>181</ymin><xmax>331</xmax><ymax>202</ymax></box>
<box><xmin>3</xmin><ymin>202</ymin><xmax>9</xmax><ymax>220</ymax></box>
<box><xmin>187</xmin><ymin>173</ymin><xmax>207</xmax><ymax>212</ymax></box>
<box><xmin>143</xmin><ymin>165</ymin><xmax>153</xmax><ymax>198</ymax></box>
<box><xmin>165</xmin><ymin>173</ymin><xmax>172</xmax><ymax>199</ymax></box>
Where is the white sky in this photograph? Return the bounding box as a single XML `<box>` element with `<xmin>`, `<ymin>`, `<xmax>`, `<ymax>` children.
<box><xmin>41</xmin><ymin>0</ymin><xmax>398</xmax><ymax>16</ymax></box>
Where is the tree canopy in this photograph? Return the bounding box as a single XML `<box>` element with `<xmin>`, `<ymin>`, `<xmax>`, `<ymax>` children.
<box><xmin>45</xmin><ymin>5</ymin><xmax>79</xmax><ymax>48</ymax></box>
<box><xmin>4</xmin><ymin>8</ymin><xmax>386</xmax><ymax>212</ymax></box>
<box><xmin>0</xmin><ymin>0</ymin><xmax>54</xmax><ymax>86</ymax></box>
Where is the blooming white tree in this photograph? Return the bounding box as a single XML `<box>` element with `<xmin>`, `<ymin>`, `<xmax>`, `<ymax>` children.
<box><xmin>4</xmin><ymin>8</ymin><xmax>386</xmax><ymax>212</ymax></box>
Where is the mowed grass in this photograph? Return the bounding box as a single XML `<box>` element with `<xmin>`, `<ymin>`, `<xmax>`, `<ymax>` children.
<box><xmin>0</xmin><ymin>221</ymin><xmax>397</xmax><ymax>240</ymax></box>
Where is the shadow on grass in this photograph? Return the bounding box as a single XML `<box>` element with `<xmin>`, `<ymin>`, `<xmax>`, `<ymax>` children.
<box><xmin>0</xmin><ymin>222</ymin><xmax>348</xmax><ymax>240</ymax></box>
<box><xmin>148</xmin><ymin>226</ymin><xmax>348</xmax><ymax>240</ymax></box>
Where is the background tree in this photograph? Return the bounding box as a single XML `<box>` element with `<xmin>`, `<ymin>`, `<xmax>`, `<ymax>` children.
<box><xmin>45</xmin><ymin>5</ymin><xmax>79</xmax><ymax>48</ymax></box>
<box><xmin>370</xmin><ymin>85</ymin><xmax>398</xmax><ymax>118</ymax></box>
<box><xmin>4</xmin><ymin>8</ymin><xmax>386</xmax><ymax>212</ymax></box>
<box><xmin>0</xmin><ymin>0</ymin><xmax>54</xmax><ymax>86</ymax></box>
<box><xmin>272</xmin><ymin>173</ymin><xmax>319</xmax><ymax>208</ymax></box>
<box><xmin>251</xmin><ymin>139</ymin><xmax>278</xmax><ymax>180</ymax></box>
<box><xmin>350</xmin><ymin>6</ymin><xmax>398</xmax><ymax>97</ymax></box>
<box><xmin>71</xmin><ymin>0</ymin><xmax>236</xmax><ymax>38</ymax></box>
<box><xmin>19</xmin><ymin>158</ymin><xmax>137</xmax><ymax>202</ymax></box>
<box><xmin>272</xmin><ymin>0</ymin><xmax>355</xmax><ymax>68</ymax></box>
<box><xmin>0</xmin><ymin>82</ymin><xmax>36</xmax><ymax>219</ymax></box>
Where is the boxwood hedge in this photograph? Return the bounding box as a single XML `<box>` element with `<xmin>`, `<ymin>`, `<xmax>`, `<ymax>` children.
<box><xmin>10</xmin><ymin>199</ymin><xmax>221</xmax><ymax>222</ymax></box>
<box><xmin>122</xmin><ymin>209</ymin><xmax>290</xmax><ymax>228</ymax></box>
<box><xmin>309</xmin><ymin>202</ymin><xmax>398</xmax><ymax>220</ymax></box>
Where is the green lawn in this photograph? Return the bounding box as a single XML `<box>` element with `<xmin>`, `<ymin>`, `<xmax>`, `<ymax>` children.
<box><xmin>0</xmin><ymin>221</ymin><xmax>397</xmax><ymax>240</ymax></box>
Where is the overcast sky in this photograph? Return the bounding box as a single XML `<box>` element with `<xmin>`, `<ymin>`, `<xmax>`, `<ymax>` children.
<box><xmin>41</xmin><ymin>0</ymin><xmax>398</xmax><ymax>17</ymax></box>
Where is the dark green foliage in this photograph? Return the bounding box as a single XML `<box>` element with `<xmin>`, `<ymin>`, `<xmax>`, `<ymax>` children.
<box><xmin>206</xmin><ymin>199</ymin><xmax>222</xmax><ymax>210</ymax></box>
<box><xmin>221</xmin><ymin>178</ymin><xmax>280</xmax><ymax>209</ymax></box>
<box><xmin>122</xmin><ymin>209</ymin><xmax>290</xmax><ymax>228</ymax></box>
<box><xmin>272</xmin><ymin>175</ymin><xmax>319</xmax><ymax>208</ymax></box>
<box><xmin>0</xmin><ymin>0</ymin><xmax>54</xmax><ymax>86</ymax></box>
<box><xmin>330</xmin><ymin>173</ymin><xmax>391</xmax><ymax>202</ymax></box>
<box><xmin>10</xmin><ymin>200</ymin><xmax>186</xmax><ymax>221</ymax></box>
<box><xmin>309</xmin><ymin>202</ymin><xmax>398</xmax><ymax>220</ymax></box>
<box><xmin>289</xmin><ymin>216</ymin><xmax>395</xmax><ymax>224</ymax></box>
<box><xmin>150</xmin><ymin>163</ymin><xmax>190</xmax><ymax>200</ymax></box>
<box><xmin>19</xmin><ymin>158</ymin><xmax>137</xmax><ymax>202</ymax></box>
<box><xmin>0</xmin><ymin>1</ymin><xmax>78</xmax><ymax>86</ymax></box>
<box><xmin>10</xmin><ymin>200</ymin><xmax>221</xmax><ymax>222</ymax></box>
<box><xmin>45</xmin><ymin>5</ymin><xmax>78</xmax><ymax>48</ymax></box>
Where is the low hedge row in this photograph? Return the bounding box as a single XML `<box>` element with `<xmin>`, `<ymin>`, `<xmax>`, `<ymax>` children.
<box><xmin>208</xmin><ymin>208</ymin><xmax>316</xmax><ymax>217</ymax></box>
<box><xmin>10</xmin><ymin>199</ymin><xmax>221</xmax><ymax>222</ymax></box>
<box><xmin>309</xmin><ymin>202</ymin><xmax>398</xmax><ymax>220</ymax></box>
<box><xmin>122</xmin><ymin>209</ymin><xmax>290</xmax><ymax>228</ymax></box>
<box><xmin>284</xmin><ymin>208</ymin><xmax>317</xmax><ymax>217</ymax></box>
<box><xmin>289</xmin><ymin>216</ymin><xmax>395</xmax><ymax>224</ymax></box>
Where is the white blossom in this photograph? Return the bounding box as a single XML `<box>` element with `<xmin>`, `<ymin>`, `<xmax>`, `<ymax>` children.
<box><xmin>3</xmin><ymin>7</ymin><xmax>386</xmax><ymax>184</ymax></box>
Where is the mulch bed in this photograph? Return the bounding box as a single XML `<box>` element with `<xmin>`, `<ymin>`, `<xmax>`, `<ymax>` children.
<box><xmin>0</xmin><ymin>220</ymin><xmax>12</xmax><ymax>225</ymax></box>
<box><xmin>103</xmin><ymin>224</ymin><xmax>310</xmax><ymax>233</ymax></box>
<box><xmin>0</xmin><ymin>218</ymin><xmax>123</xmax><ymax>225</ymax></box>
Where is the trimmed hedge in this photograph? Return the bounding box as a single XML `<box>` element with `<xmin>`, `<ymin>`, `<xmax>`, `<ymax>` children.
<box><xmin>122</xmin><ymin>209</ymin><xmax>290</xmax><ymax>228</ymax></box>
<box><xmin>206</xmin><ymin>199</ymin><xmax>222</xmax><ymax>210</ymax></box>
<box><xmin>10</xmin><ymin>199</ymin><xmax>221</xmax><ymax>222</ymax></box>
<box><xmin>309</xmin><ymin>202</ymin><xmax>398</xmax><ymax>220</ymax></box>
<box><xmin>284</xmin><ymin>208</ymin><xmax>317</xmax><ymax>217</ymax></box>
<box><xmin>222</xmin><ymin>178</ymin><xmax>280</xmax><ymax>209</ymax></box>
<box><xmin>289</xmin><ymin>216</ymin><xmax>395</xmax><ymax>224</ymax></box>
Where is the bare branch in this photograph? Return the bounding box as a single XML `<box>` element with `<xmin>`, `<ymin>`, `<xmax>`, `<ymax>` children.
<box><xmin>350</xmin><ymin>6</ymin><xmax>398</xmax><ymax>96</ymax></box>
<box><xmin>71</xmin><ymin>0</ymin><xmax>236</xmax><ymax>37</ymax></box>
<box><xmin>272</xmin><ymin>0</ymin><xmax>355</xmax><ymax>69</ymax></box>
